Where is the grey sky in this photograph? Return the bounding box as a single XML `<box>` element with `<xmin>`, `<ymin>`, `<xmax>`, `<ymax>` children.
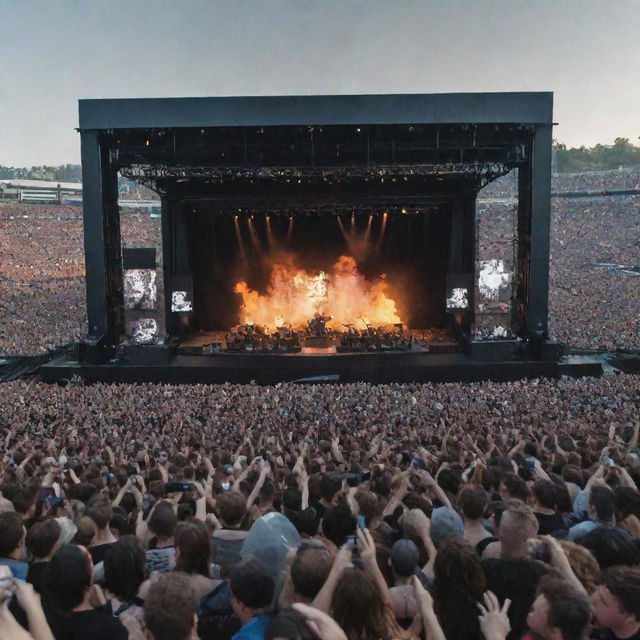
<box><xmin>1</xmin><ymin>0</ymin><xmax>638</xmax><ymax>166</ymax></box>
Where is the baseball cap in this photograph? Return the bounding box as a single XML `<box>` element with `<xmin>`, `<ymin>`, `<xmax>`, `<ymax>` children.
<box><xmin>430</xmin><ymin>506</ymin><xmax>464</xmax><ymax>548</ymax></box>
<box><xmin>390</xmin><ymin>538</ymin><xmax>420</xmax><ymax>577</ymax></box>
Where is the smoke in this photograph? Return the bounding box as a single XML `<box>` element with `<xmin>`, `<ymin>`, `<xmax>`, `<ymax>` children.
<box><xmin>234</xmin><ymin>250</ymin><xmax>401</xmax><ymax>330</ymax></box>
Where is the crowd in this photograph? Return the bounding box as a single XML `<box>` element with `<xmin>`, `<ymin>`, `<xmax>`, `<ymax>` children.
<box><xmin>0</xmin><ymin>374</ymin><xmax>639</xmax><ymax>639</ymax></box>
<box><xmin>549</xmin><ymin>168</ymin><xmax>640</xmax><ymax>194</ymax></box>
<box><xmin>0</xmin><ymin>204</ymin><xmax>86</xmax><ymax>355</ymax></box>
<box><xmin>0</xmin><ymin>196</ymin><xmax>635</xmax><ymax>355</ymax></box>
<box><xmin>2</xmin><ymin>170</ymin><xmax>638</xmax><ymax>357</ymax></box>
<box><xmin>0</xmin><ymin>204</ymin><xmax>160</xmax><ymax>356</ymax></box>
<box><xmin>480</xmin><ymin>167</ymin><xmax>640</xmax><ymax>198</ymax></box>
<box><xmin>476</xmin><ymin>194</ymin><xmax>639</xmax><ymax>349</ymax></box>
<box><xmin>1</xmin><ymin>168</ymin><xmax>638</xmax><ymax>640</ymax></box>
<box><xmin>547</xmin><ymin>196</ymin><xmax>639</xmax><ymax>350</ymax></box>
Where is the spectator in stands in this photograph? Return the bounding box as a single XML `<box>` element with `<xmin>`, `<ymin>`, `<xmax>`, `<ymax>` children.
<box><xmin>459</xmin><ymin>484</ymin><xmax>497</xmax><ymax>556</ymax></box>
<box><xmin>557</xmin><ymin>540</ymin><xmax>601</xmax><ymax>594</ymax></box>
<box><xmin>313</xmin><ymin>475</ymin><xmax>342</xmax><ymax>520</ymax></box>
<box><xmin>532</xmin><ymin>480</ymin><xmax>567</xmax><ymax>536</ymax></box>
<box><xmin>212</xmin><ymin>491</ymin><xmax>249</xmax><ymax>576</ymax></box>
<box><xmin>577</xmin><ymin>527</ymin><xmax>640</xmax><ymax>570</ymax></box>
<box><xmin>279</xmin><ymin>540</ymin><xmax>333</xmax><ymax>607</ymax></box>
<box><xmin>568</xmin><ymin>485</ymin><xmax>620</xmax><ymax>541</ymax></box>
<box><xmin>388</xmin><ymin>539</ymin><xmax>422</xmax><ymax>627</ymax></box>
<box><xmin>73</xmin><ymin>516</ymin><xmax>97</xmax><ymax>547</ymax></box>
<box><xmin>432</xmin><ymin>538</ymin><xmax>486</xmax><ymax>640</ymax></box>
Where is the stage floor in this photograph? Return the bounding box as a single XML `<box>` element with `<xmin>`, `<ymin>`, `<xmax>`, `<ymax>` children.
<box><xmin>41</xmin><ymin>350</ymin><xmax>603</xmax><ymax>385</ymax></box>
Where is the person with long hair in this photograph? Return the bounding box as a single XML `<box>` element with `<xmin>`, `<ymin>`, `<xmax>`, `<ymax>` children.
<box><xmin>312</xmin><ymin>528</ymin><xmax>430</xmax><ymax>640</ymax></box>
<box><xmin>432</xmin><ymin>538</ymin><xmax>487</xmax><ymax>640</ymax></box>
<box><xmin>174</xmin><ymin>517</ymin><xmax>213</xmax><ymax>600</ymax></box>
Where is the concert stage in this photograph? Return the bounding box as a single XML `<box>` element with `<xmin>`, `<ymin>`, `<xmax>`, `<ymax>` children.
<box><xmin>66</xmin><ymin>91</ymin><xmax>578</xmax><ymax>384</ymax></box>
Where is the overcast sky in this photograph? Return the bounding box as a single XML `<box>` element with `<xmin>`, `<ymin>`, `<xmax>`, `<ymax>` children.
<box><xmin>1</xmin><ymin>0</ymin><xmax>638</xmax><ymax>166</ymax></box>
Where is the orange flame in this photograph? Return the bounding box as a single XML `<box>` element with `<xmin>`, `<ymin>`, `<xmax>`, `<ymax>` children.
<box><xmin>233</xmin><ymin>255</ymin><xmax>402</xmax><ymax>330</ymax></box>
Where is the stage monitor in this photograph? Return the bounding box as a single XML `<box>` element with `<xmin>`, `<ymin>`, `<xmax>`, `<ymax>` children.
<box><xmin>446</xmin><ymin>274</ymin><xmax>473</xmax><ymax>312</ymax></box>
<box><xmin>170</xmin><ymin>276</ymin><xmax>193</xmax><ymax>313</ymax></box>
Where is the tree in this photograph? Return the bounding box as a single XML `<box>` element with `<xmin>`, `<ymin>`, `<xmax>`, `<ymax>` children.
<box><xmin>553</xmin><ymin>138</ymin><xmax>640</xmax><ymax>172</ymax></box>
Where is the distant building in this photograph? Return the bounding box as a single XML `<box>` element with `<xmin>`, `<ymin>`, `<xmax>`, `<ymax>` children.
<box><xmin>0</xmin><ymin>179</ymin><xmax>82</xmax><ymax>204</ymax></box>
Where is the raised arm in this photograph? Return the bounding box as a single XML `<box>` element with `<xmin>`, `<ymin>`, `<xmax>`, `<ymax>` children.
<box><xmin>414</xmin><ymin>467</ymin><xmax>452</xmax><ymax>510</ymax></box>
<box><xmin>246</xmin><ymin>461</ymin><xmax>271</xmax><ymax>510</ymax></box>
<box><xmin>544</xmin><ymin>536</ymin><xmax>588</xmax><ymax>596</ymax></box>
<box><xmin>312</xmin><ymin>545</ymin><xmax>352</xmax><ymax>614</ymax></box>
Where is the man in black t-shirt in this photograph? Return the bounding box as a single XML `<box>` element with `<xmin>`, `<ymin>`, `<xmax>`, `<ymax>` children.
<box><xmin>26</xmin><ymin>519</ymin><xmax>61</xmax><ymax>593</ymax></box>
<box><xmin>87</xmin><ymin>497</ymin><xmax>117</xmax><ymax>565</ymax></box>
<box><xmin>482</xmin><ymin>500</ymin><xmax>548</xmax><ymax>640</ymax></box>
<box><xmin>532</xmin><ymin>480</ymin><xmax>567</xmax><ymax>537</ymax></box>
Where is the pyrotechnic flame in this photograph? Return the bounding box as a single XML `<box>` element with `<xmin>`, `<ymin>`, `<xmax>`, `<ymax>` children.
<box><xmin>233</xmin><ymin>255</ymin><xmax>401</xmax><ymax>330</ymax></box>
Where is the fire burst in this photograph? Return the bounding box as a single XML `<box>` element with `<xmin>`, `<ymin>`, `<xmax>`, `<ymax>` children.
<box><xmin>234</xmin><ymin>255</ymin><xmax>402</xmax><ymax>330</ymax></box>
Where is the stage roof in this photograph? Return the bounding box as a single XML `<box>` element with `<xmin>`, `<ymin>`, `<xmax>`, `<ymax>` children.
<box><xmin>79</xmin><ymin>92</ymin><xmax>553</xmax><ymax>130</ymax></box>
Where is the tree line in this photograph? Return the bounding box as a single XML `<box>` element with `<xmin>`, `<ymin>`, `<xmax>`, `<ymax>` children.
<box><xmin>553</xmin><ymin>137</ymin><xmax>640</xmax><ymax>173</ymax></box>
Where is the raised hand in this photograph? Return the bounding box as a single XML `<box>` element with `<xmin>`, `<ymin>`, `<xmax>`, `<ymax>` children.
<box><xmin>477</xmin><ymin>590</ymin><xmax>511</xmax><ymax>640</ymax></box>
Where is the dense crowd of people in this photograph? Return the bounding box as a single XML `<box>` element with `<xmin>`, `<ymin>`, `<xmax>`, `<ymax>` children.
<box><xmin>0</xmin><ymin>204</ymin><xmax>160</xmax><ymax>355</ymax></box>
<box><xmin>1</xmin><ymin>190</ymin><xmax>638</xmax><ymax>356</ymax></box>
<box><xmin>1</xmin><ymin>169</ymin><xmax>639</xmax><ymax>639</ymax></box>
<box><xmin>480</xmin><ymin>167</ymin><xmax>640</xmax><ymax>198</ymax></box>
<box><xmin>0</xmin><ymin>204</ymin><xmax>86</xmax><ymax>355</ymax></box>
<box><xmin>548</xmin><ymin>196</ymin><xmax>639</xmax><ymax>350</ymax></box>
<box><xmin>0</xmin><ymin>374</ymin><xmax>639</xmax><ymax>639</ymax></box>
<box><xmin>476</xmin><ymin>195</ymin><xmax>639</xmax><ymax>349</ymax></box>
